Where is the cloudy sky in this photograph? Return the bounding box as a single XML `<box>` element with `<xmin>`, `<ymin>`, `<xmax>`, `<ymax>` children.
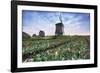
<box><xmin>22</xmin><ymin>10</ymin><xmax>90</xmax><ymax>36</ymax></box>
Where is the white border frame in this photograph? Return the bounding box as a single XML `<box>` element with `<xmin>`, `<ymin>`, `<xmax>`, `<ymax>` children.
<box><xmin>17</xmin><ymin>5</ymin><xmax>94</xmax><ymax>68</ymax></box>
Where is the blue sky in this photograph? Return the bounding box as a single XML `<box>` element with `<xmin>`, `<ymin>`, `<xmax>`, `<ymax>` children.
<box><xmin>22</xmin><ymin>10</ymin><xmax>90</xmax><ymax>36</ymax></box>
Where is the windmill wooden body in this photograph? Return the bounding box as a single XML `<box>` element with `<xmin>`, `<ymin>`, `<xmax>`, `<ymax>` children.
<box><xmin>55</xmin><ymin>13</ymin><xmax>64</xmax><ymax>36</ymax></box>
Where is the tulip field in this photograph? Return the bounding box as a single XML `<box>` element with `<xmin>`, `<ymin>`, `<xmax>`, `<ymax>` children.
<box><xmin>22</xmin><ymin>36</ymin><xmax>90</xmax><ymax>62</ymax></box>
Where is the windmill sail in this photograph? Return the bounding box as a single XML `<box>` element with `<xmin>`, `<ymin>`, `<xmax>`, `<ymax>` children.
<box><xmin>59</xmin><ymin>12</ymin><xmax>62</xmax><ymax>23</ymax></box>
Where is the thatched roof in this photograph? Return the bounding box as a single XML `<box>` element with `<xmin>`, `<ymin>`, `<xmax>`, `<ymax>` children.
<box><xmin>22</xmin><ymin>32</ymin><xmax>31</xmax><ymax>39</ymax></box>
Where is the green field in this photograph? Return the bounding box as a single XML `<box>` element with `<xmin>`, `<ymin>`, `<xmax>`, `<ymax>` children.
<box><xmin>22</xmin><ymin>36</ymin><xmax>90</xmax><ymax>62</ymax></box>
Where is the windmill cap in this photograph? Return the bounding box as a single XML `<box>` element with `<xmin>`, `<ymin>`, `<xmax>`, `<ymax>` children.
<box><xmin>56</xmin><ymin>23</ymin><xmax>64</xmax><ymax>26</ymax></box>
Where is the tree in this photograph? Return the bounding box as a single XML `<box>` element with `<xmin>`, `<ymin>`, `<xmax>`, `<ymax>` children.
<box><xmin>39</xmin><ymin>30</ymin><xmax>45</xmax><ymax>37</ymax></box>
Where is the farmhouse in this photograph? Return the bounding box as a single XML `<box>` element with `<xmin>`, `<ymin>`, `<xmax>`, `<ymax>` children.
<box><xmin>22</xmin><ymin>32</ymin><xmax>31</xmax><ymax>39</ymax></box>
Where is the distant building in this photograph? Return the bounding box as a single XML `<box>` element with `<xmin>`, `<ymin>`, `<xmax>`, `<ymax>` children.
<box><xmin>39</xmin><ymin>30</ymin><xmax>45</xmax><ymax>37</ymax></box>
<box><xmin>55</xmin><ymin>23</ymin><xmax>64</xmax><ymax>36</ymax></box>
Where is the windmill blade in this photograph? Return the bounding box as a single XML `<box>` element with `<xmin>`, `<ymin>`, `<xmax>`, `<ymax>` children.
<box><xmin>59</xmin><ymin>12</ymin><xmax>63</xmax><ymax>23</ymax></box>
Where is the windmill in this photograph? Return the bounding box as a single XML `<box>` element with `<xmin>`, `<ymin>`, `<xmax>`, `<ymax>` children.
<box><xmin>55</xmin><ymin>13</ymin><xmax>64</xmax><ymax>36</ymax></box>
